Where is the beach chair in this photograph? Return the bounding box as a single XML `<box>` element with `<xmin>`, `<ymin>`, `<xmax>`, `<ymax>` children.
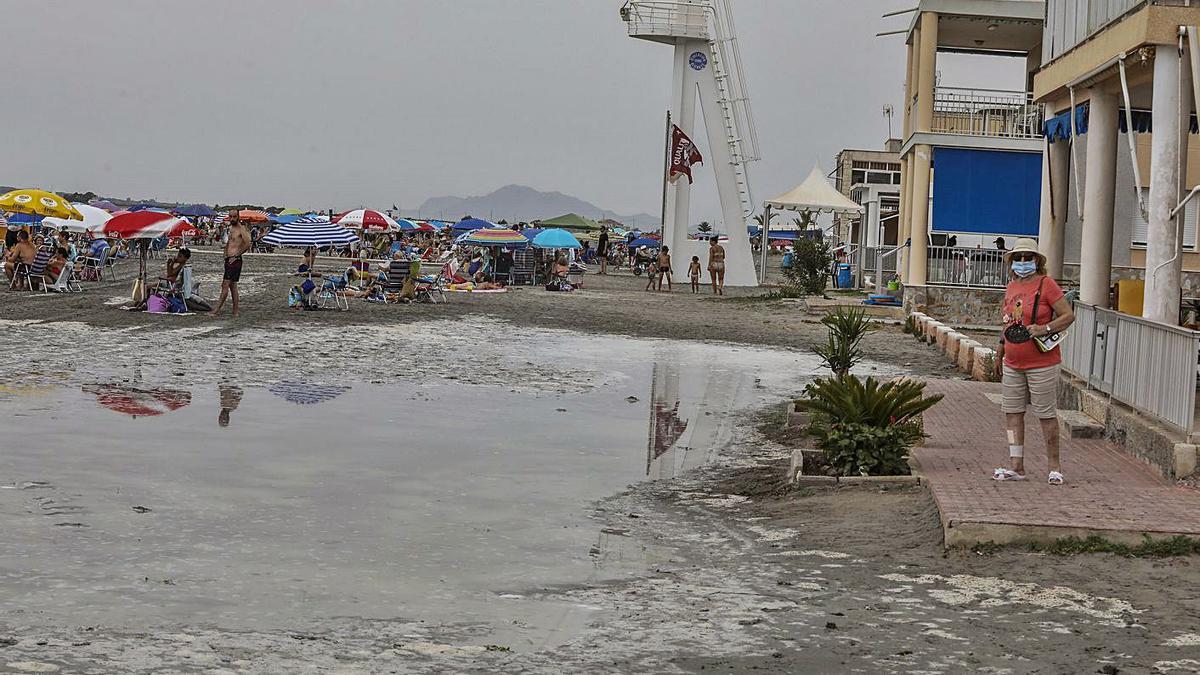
<box><xmin>43</xmin><ymin>265</ymin><xmax>81</xmax><ymax>293</ymax></box>
<box><xmin>315</xmin><ymin>275</ymin><xmax>349</xmax><ymax>311</ymax></box>
<box><xmin>11</xmin><ymin>249</ymin><xmax>52</xmax><ymax>291</ymax></box>
<box><xmin>382</xmin><ymin>259</ymin><xmax>412</xmax><ymax>294</ymax></box>
<box><xmin>414</xmin><ymin>263</ymin><xmax>449</xmax><ymax>304</ymax></box>
<box><xmin>511</xmin><ymin>248</ymin><xmax>535</xmax><ymax>285</ymax></box>
<box><xmin>80</xmin><ymin>246</ymin><xmax>110</xmax><ymax>281</ymax></box>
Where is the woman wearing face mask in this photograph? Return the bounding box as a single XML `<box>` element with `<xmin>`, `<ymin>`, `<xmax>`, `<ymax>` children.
<box><xmin>993</xmin><ymin>238</ymin><xmax>1075</xmax><ymax>485</ymax></box>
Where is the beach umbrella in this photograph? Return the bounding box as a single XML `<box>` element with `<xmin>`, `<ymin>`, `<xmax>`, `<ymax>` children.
<box><xmin>261</xmin><ymin>219</ymin><xmax>358</xmax><ymax>248</ymax></box>
<box><xmin>394</xmin><ymin>218</ymin><xmax>422</xmax><ymax>231</ymax></box>
<box><xmin>628</xmin><ymin>237</ymin><xmax>661</xmax><ymax>249</ymax></box>
<box><xmin>6</xmin><ymin>212</ymin><xmax>43</xmax><ymax>225</ymax></box>
<box><xmin>531</xmin><ymin>228</ymin><xmax>582</xmax><ymax>250</ymax></box>
<box><xmin>235</xmin><ymin>209</ymin><xmax>271</xmax><ymax>222</ymax></box>
<box><xmin>461</xmin><ymin>228</ymin><xmax>528</xmax><ymax>247</ymax></box>
<box><xmin>278</xmin><ymin>208</ymin><xmax>306</xmax><ymax>216</ymax></box>
<box><xmin>268</xmin><ymin>382</ymin><xmax>351</xmax><ymax>406</ymax></box>
<box><xmin>43</xmin><ymin>203</ymin><xmax>113</xmax><ymax>234</ymax></box>
<box><xmin>88</xmin><ymin>199</ymin><xmax>120</xmax><ymax>213</ymax></box>
<box><xmin>174</xmin><ymin>204</ymin><xmax>216</xmax><ymax>218</ymax></box>
<box><xmin>0</xmin><ymin>189</ymin><xmax>82</xmax><ymax>220</ymax></box>
<box><xmin>451</xmin><ymin>217</ymin><xmax>494</xmax><ymax>232</ymax></box>
<box><xmin>335</xmin><ymin>209</ymin><xmax>399</xmax><ymax>232</ymax></box>
<box><xmin>102</xmin><ymin>211</ymin><xmax>195</xmax><ymax>239</ymax></box>
<box><xmin>82</xmin><ymin>384</ymin><xmax>191</xmax><ymax>419</ymax></box>
<box><xmin>521</xmin><ymin>227</ymin><xmax>544</xmax><ymax>241</ymax></box>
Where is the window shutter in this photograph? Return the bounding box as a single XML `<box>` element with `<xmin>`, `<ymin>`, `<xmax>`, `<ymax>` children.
<box><xmin>1131</xmin><ymin>187</ymin><xmax>1198</xmax><ymax>250</ymax></box>
<box><xmin>1186</xmin><ymin>193</ymin><xmax>1198</xmax><ymax>251</ymax></box>
<box><xmin>1132</xmin><ymin>187</ymin><xmax>1148</xmax><ymax>247</ymax></box>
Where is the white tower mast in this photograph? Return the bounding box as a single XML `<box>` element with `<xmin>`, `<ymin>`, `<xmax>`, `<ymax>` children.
<box><xmin>622</xmin><ymin>0</ymin><xmax>761</xmax><ymax>286</ymax></box>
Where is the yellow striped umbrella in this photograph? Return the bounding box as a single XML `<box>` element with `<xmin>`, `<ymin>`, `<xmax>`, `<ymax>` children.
<box><xmin>0</xmin><ymin>189</ymin><xmax>82</xmax><ymax>220</ymax></box>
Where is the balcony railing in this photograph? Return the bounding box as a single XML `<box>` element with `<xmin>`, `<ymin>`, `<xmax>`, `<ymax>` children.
<box><xmin>929</xmin><ymin>87</ymin><xmax>1044</xmax><ymax>140</ymax></box>
<box><xmin>1044</xmin><ymin>0</ymin><xmax>1197</xmax><ymax>64</ymax></box>
<box><xmin>925</xmin><ymin>246</ymin><xmax>1009</xmax><ymax>289</ymax></box>
<box><xmin>621</xmin><ymin>0</ymin><xmax>710</xmax><ymax>40</ymax></box>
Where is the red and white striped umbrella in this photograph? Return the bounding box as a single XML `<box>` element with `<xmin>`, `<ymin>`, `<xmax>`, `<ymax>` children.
<box><xmin>334</xmin><ymin>209</ymin><xmax>399</xmax><ymax>232</ymax></box>
<box><xmin>101</xmin><ymin>211</ymin><xmax>196</xmax><ymax>239</ymax></box>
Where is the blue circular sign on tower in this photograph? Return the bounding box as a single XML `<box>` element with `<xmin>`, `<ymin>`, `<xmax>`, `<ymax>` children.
<box><xmin>689</xmin><ymin>51</ymin><xmax>708</xmax><ymax>71</ymax></box>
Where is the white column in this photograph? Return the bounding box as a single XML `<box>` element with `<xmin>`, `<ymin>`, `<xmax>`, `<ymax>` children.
<box><xmin>1145</xmin><ymin>45</ymin><xmax>1185</xmax><ymax>324</ymax></box>
<box><xmin>694</xmin><ymin>40</ymin><xmax>756</xmax><ymax>286</ymax></box>
<box><xmin>907</xmin><ymin>145</ymin><xmax>932</xmax><ymax>285</ymax></box>
<box><xmin>668</xmin><ymin>40</ymin><xmax>697</xmax><ymax>273</ymax></box>
<box><xmin>1045</xmin><ymin>136</ymin><xmax>1070</xmax><ymax>279</ymax></box>
<box><xmin>1080</xmin><ymin>89</ymin><xmax>1119</xmax><ymax>307</ymax></box>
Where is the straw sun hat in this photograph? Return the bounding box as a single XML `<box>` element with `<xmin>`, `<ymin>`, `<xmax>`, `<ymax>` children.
<box><xmin>1004</xmin><ymin>237</ymin><xmax>1044</xmax><ymax>264</ymax></box>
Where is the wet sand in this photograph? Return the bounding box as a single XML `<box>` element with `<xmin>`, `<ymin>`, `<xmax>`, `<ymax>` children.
<box><xmin>1</xmin><ymin>251</ymin><xmax>1195</xmax><ymax>673</ymax></box>
<box><xmin>0</xmin><ymin>249</ymin><xmax>956</xmax><ymax>379</ymax></box>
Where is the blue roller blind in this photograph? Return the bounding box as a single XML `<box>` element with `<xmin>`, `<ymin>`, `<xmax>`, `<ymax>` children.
<box><xmin>931</xmin><ymin>148</ymin><xmax>1041</xmax><ymax>236</ymax></box>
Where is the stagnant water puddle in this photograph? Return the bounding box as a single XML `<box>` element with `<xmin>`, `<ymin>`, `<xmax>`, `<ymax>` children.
<box><xmin>0</xmin><ymin>318</ymin><xmax>901</xmax><ymax>649</ymax></box>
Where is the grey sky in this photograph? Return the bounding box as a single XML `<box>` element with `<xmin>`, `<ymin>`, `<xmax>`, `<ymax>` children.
<box><xmin>6</xmin><ymin>1</ymin><xmax>1023</xmax><ymax>224</ymax></box>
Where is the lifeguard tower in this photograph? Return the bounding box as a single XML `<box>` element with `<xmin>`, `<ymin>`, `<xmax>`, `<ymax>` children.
<box><xmin>621</xmin><ymin>0</ymin><xmax>761</xmax><ymax>286</ymax></box>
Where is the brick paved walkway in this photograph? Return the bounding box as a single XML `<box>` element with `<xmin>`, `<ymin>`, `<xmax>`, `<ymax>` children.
<box><xmin>913</xmin><ymin>379</ymin><xmax>1200</xmax><ymax>546</ymax></box>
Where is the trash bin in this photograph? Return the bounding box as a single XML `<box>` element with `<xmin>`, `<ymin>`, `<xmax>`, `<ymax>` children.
<box><xmin>836</xmin><ymin>263</ymin><xmax>853</xmax><ymax>288</ymax></box>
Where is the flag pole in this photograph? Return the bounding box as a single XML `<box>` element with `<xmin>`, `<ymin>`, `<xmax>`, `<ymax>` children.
<box><xmin>659</xmin><ymin>110</ymin><xmax>671</xmax><ymax>233</ymax></box>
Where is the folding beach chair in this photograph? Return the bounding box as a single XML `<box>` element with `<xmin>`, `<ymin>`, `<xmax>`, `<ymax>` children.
<box><xmin>315</xmin><ymin>275</ymin><xmax>349</xmax><ymax>311</ymax></box>
<box><xmin>11</xmin><ymin>248</ymin><xmax>52</xmax><ymax>291</ymax></box>
<box><xmin>382</xmin><ymin>259</ymin><xmax>411</xmax><ymax>295</ymax></box>
<box><xmin>511</xmin><ymin>248</ymin><xmax>536</xmax><ymax>285</ymax></box>
<box><xmin>80</xmin><ymin>245</ymin><xmax>111</xmax><ymax>281</ymax></box>
<box><xmin>414</xmin><ymin>263</ymin><xmax>449</xmax><ymax>304</ymax></box>
<box><xmin>43</xmin><ymin>265</ymin><xmax>81</xmax><ymax>293</ymax></box>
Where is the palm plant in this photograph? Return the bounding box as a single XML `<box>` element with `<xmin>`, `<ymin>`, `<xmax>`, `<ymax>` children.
<box><xmin>813</xmin><ymin>307</ymin><xmax>870</xmax><ymax>377</ymax></box>
<box><xmin>697</xmin><ymin>221</ymin><xmax>713</xmax><ymax>234</ymax></box>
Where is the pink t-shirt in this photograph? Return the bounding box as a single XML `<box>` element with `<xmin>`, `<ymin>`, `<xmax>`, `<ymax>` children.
<box><xmin>1002</xmin><ymin>275</ymin><xmax>1065</xmax><ymax>370</ymax></box>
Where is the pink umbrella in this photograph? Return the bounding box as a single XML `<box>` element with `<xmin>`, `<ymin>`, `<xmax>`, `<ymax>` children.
<box><xmin>334</xmin><ymin>209</ymin><xmax>399</xmax><ymax>232</ymax></box>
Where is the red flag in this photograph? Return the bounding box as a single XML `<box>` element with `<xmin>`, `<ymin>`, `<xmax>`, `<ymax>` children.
<box><xmin>668</xmin><ymin>125</ymin><xmax>703</xmax><ymax>184</ymax></box>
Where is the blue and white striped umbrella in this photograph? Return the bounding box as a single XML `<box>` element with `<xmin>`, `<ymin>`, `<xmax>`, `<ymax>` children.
<box><xmin>268</xmin><ymin>382</ymin><xmax>351</xmax><ymax>406</ymax></box>
<box><xmin>261</xmin><ymin>220</ymin><xmax>357</xmax><ymax>248</ymax></box>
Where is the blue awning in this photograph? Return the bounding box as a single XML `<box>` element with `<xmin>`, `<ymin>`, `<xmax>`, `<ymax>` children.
<box><xmin>1042</xmin><ymin>104</ymin><xmax>1089</xmax><ymax>142</ymax></box>
<box><xmin>1044</xmin><ymin>103</ymin><xmax>1199</xmax><ymax>141</ymax></box>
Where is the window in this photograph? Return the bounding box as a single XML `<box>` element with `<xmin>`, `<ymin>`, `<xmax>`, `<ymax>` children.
<box><xmin>851</xmin><ymin>170</ymin><xmax>866</xmax><ymax>185</ymax></box>
<box><xmin>866</xmin><ymin>171</ymin><xmax>893</xmax><ymax>185</ymax></box>
<box><xmin>1131</xmin><ymin>187</ymin><xmax>1198</xmax><ymax>251</ymax></box>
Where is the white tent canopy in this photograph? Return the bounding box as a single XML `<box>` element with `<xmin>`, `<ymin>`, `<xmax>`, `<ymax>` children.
<box><xmin>764</xmin><ymin>166</ymin><xmax>864</xmax><ymax>215</ymax></box>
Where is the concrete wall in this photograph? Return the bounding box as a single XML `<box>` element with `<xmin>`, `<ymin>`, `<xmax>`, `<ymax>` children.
<box><xmin>1058</xmin><ymin>374</ymin><xmax>1183</xmax><ymax>477</ymax></box>
<box><xmin>904</xmin><ymin>284</ymin><xmax>1005</xmax><ymax>326</ymax></box>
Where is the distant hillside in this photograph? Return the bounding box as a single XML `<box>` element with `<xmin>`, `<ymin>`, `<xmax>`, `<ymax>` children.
<box><xmin>417</xmin><ymin>184</ymin><xmax>659</xmax><ymax>229</ymax></box>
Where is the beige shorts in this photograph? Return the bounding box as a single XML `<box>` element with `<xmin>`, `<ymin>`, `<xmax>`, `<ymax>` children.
<box><xmin>1001</xmin><ymin>364</ymin><xmax>1060</xmax><ymax>419</ymax></box>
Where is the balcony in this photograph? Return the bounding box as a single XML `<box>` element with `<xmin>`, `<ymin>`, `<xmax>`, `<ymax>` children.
<box><xmin>1043</xmin><ymin>0</ymin><xmax>1198</xmax><ymax>64</ymax></box>
<box><xmin>621</xmin><ymin>0</ymin><xmax>710</xmax><ymax>43</ymax></box>
<box><xmin>928</xmin><ymin>87</ymin><xmax>1044</xmax><ymax>140</ymax></box>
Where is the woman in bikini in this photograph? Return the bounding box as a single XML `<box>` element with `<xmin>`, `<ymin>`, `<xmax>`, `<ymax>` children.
<box><xmin>707</xmin><ymin>236</ymin><xmax>726</xmax><ymax>295</ymax></box>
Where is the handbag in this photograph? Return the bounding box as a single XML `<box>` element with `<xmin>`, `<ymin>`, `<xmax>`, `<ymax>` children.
<box><xmin>1029</xmin><ymin>277</ymin><xmax>1067</xmax><ymax>352</ymax></box>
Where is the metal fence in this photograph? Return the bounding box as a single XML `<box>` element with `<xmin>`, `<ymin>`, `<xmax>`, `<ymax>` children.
<box><xmin>925</xmin><ymin>246</ymin><xmax>1008</xmax><ymax>289</ymax></box>
<box><xmin>931</xmin><ymin>87</ymin><xmax>1044</xmax><ymax>140</ymax></box>
<box><xmin>1060</xmin><ymin>302</ymin><xmax>1200</xmax><ymax>433</ymax></box>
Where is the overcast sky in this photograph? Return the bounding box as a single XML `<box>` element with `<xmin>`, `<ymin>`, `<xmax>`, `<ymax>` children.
<box><xmin>6</xmin><ymin>1</ymin><xmax>1023</xmax><ymax>223</ymax></box>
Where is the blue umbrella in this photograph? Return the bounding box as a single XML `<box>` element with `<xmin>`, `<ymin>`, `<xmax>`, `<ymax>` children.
<box><xmin>395</xmin><ymin>218</ymin><xmax>421</xmax><ymax>231</ymax></box>
<box><xmin>175</xmin><ymin>204</ymin><xmax>216</xmax><ymax>218</ymax></box>
<box><xmin>6</xmin><ymin>212</ymin><xmax>43</xmax><ymax>224</ymax></box>
<box><xmin>261</xmin><ymin>220</ymin><xmax>358</xmax><ymax>248</ymax></box>
<box><xmin>452</xmin><ymin>217</ymin><xmax>494</xmax><ymax>232</ymax></box>
<box><xmin>271</xmin><ymin>214</ymin><xmax>303</xmax><ymax>224</ymax></box>
<box><xmin>627</xmin><ymin>237</ymin><xmax>661</xmax><ymax>249</ymax></box>
<box><xmin>269</xmin><ymin>382</ymin><xmax>351</xmax><ymax>406</ymax></box>
<box><xmin>531</xmin><ymin>228</ymin><xmax>581</xmax><ymax>250</ymax></box>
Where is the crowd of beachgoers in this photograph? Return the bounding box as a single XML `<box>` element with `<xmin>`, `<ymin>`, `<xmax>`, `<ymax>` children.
<box><xmin>0</xmin><ymin>192</ymin><xmax>708</xmax><ymax>316</ymax></box>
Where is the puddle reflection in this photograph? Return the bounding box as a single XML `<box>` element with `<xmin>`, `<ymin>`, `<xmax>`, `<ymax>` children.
<box><xmin>81</xmin><ymin>383</ymin><xmax>192</xmax><ymax>419</ymax></box>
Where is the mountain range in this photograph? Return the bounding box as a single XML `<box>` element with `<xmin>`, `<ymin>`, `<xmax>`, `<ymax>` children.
<box><xmin>416</xmin><ymin>184</ymin><xmax>659</xmax><ymax>229</ymax></box>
